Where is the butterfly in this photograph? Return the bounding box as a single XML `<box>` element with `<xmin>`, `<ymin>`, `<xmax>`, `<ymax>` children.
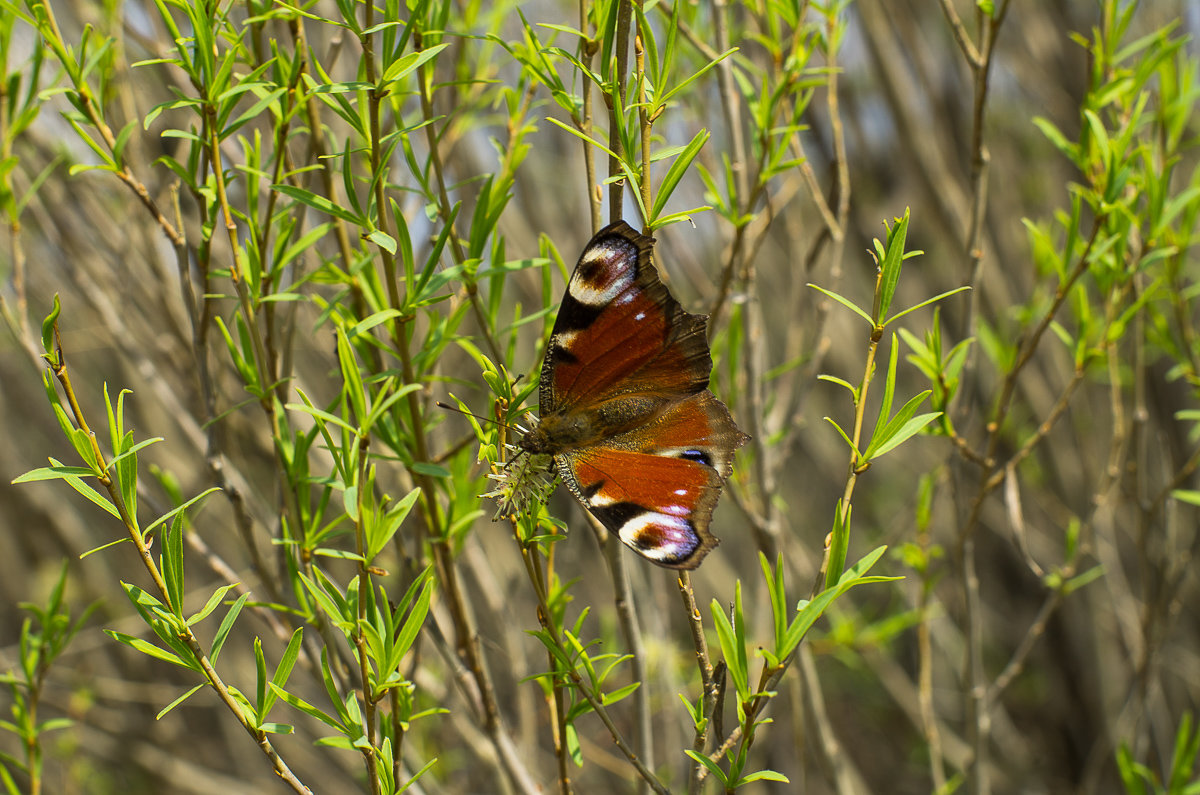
<box><xmin>517</xmin><ymin>221</ymin><xmax>749</xmax><ymax>569</ymax></box>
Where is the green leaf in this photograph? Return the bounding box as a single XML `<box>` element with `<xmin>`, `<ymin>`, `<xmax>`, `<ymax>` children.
<box><xmin>1172</xmin><ymin>489</ymin><xmax>1200</xmax><ymax>507</ymax></box>
<box><xmin>268</xmin><ymin>683</ymin><xmax>345</xmax><ymax>732</ymax></box>
<box><xmin>187</xmin><ymin>584</ymin><xmax>239</xmax><ymax>627</ymax></box>
<box><xmin>156</xmin><ymin>685</ymin><xmax>204</xmax><ymax>720</ymax></box>
<box><xmin>1060</xmin><ymin>565</ymin><xmax>1105</xmax><ymax>596</ymax></box>
<box><xmin>411</xmin><ymin>462</ymin><xmax>450</xmax><ymax>479</ymax></box>
<box><xmin>649</xmin><ymin>129</ymin><xmax>709</xmax><ymax>223</ymax></box>
<box><xmin>162</xmin><ymin>514</ymin><xmax>185</xmax><ymax>618</ymax></box>
<box><xmin>710</xmin><ymin>582</ymin><xmax>749</xmax><ymax>702</ymax></box>
<box><xmin>285</xmin><ymin>401</ymin><xmax>358</xmax><ymax>435</ymax></box>
<box><xmin>817</xmin><ymin>374</ymin><xmax>858</xmax><ymax>398</ymax></box>
<box><xmin>366</xmin><ymin>488</ymin><xmax>421</xmax><ymax>561</ymax></box>
<box><xmin>809</xmin><ymin>283</ymin><xmax>874</xmax><ymax>326</ymax></box>
<box><xmin>684</xmin><ymin>749</ymin><xmax>729</xmax><ymax>786</ymax></box>
<box><xmin>868</xmin><ymin>335</ymin><xmax>901</xmax><ymax>460</ymax></box>
<box><xmin>336</xmin><ymin>327</ymin><xmax>367</xmax><ymax>424</ymax></box>
<box><xmin>210</xmin><ymin>592</ymin><xmax>249</xmax><ymax>664</ymax></box>
<box><xmin>825</xmin><ymin>501</ymin><xmax>851</xmax><ymax>593</ymax></box>
<box><xmin>12</xmin><ymin>465</ymin><xmax>99</xmax><ymax>483</ymax></box>
<box><xmin>367</xmin><ymin>229</ymin><xmax>396</xmax><ymax>254</ymax></box>
<box><xmin>15</xmin><ymin>460</ymin><xmax>120</xmax><ymax>519</ymax></box>
<box><xmin>41</xmin><ymin>294</ymin><xmax>61</xmax><ymax>359</ymax></box>
<box><xmin>866</xmin><ymin>411</ymin><xmax>941</xmax><ymax>460</ymax></box>
<box><xmin>658</xmin><ymin>47</ymin><xmax>738</xmax><ymax>109</ymax></box>
<box><xmin>601</xmin><ymin>681</ymin><xmax>640</xmax><ymax>706</ymax></box>
<box><xmin>760</xmin><ymin>553</ymin><xmax>787</xmax><ymax>664</ymax></box>
<box><xmin>884</xmin><ymin>286</ymin><xmax>971</xmax><ymax>327</ymax></box>
<box><xmin>381</xmin><ymin>44</ymin><xmax>449</xmax><ymax>85</ymax></box>
<box><xmin>143</xmin><ymin>487</ymin><xmax>222</xmax><ymax>537</ymax></box>
<box><xmin>347</xmin><ymin>309</ymin><xmax>403</xmax><ymax>338</ymax></box>
<box><xmin>864</xmin><ymin>387</ymin><xmax>935</xmax><ymax>462</ymax></box>
<box><xmin>874</xmin><ymin>209</ymin><xmax>909</xmax><ymax>323</ymax></box>
<box><xmin>104</xmin><ymin>630</ymin><xmax>187</xmax><ymax>668</ymax></box>
<box><xmin>792</xmin><ymin>546</ymin><xmax>901</xmax><ymax>653</ymax></box>
<box><xmin>822</xmin><ymin>417</ymin><xmax>859</xmax><ymax>458</ymax></box>
<box><xmin>273</xmin><ymin>184</ymin><xmax>362</xmax><ymax>223</ymax></box>
<box><xmin>544</xmin><ymin>117</ymin><xmax>619</xmax><ymax>160</ymax></box>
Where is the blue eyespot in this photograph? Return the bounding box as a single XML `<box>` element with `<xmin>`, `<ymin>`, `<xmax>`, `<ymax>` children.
<box><xmin>679</xmin><ymin>449</ymin><xmax>713</xmax><ymax>468</ymax></box>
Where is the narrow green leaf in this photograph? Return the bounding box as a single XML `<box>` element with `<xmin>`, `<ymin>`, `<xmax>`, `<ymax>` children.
<box><xmin>211</xmin><ymin>592</ymin><xmax>249</xmax><ymax>664</ymax></box>
<box><xmin>41</xmin><ymin>294</ymin><xmax>61</xmax><ymax>357</ymax></box>
<box><xmin>12</xmin><ymin>465</ymin><xmax>98</xmax><ymax>483</ymax></box>
<box><xmin>268</xmin><ymin>683</ymin><xmax>345</xmax><ymax>731</ymax></box>
<box><xmin>348</xmin><ymin>310</ymin><xmax>403</xmax><ymax>338</ymax></box>
<box><xmin>30</xmin><ymin>461</ymin><xmax>121</xmax><ymax>519</ymax></box>
<box><xmin>684</xmin><ymin>750</ymin><xmax>729</xmax><ymax>786</ymax></box>
<box><xmin>825</xmin><ymin>501</ymin><xmax>850</xmax><ymax>592</ymax></box>
<box><xmin>156</xmin><ymin>684</ymin><xmax>204</xmax><ymax>720</ymax></box>
<box><xmin>868</xmin><ymin>335</ymin><xmax>901</xmax><ymax>459</ymax></box>
<box><xmin>808</xmin><ymin>283</ymin><xmax>874</xmax><ymax>326</ymax></box>
<box><xmin>381</xmin><ymin>43</ymin><xmax>448</xmax><ymax>84</ymax></box>
<box><xmin>163</xmin><ymin>515</ymin><xmax>185</xmax><ymax>618</ymax></box>
<box><xmin>1172</xmin><ymin>489</ymin><xmax>1200</xmax><ymax>507</ymax></box>
<box><xmin>867</xmin><ymin>411</ymin><xmax>940</xmax><ymax>460</ymax></box>
<box><xmin>187</xmin><ymin>583</ymin><xmax>238</xmax><ymax>627</ymax></box>
<box><xmin>143</xmin><ymin>487</ymin><xmax>221</xmax><ymax>537</ymax></box>
<box><xmin>367</xmin><ymin>229</ymin><xmax>396</xmax><ymax>254</ymax></box>
<box><xmin>367</xmin><ymin>488</ymin><xmax>421</xmax><ymax>561</ymax></box>
<box><xmin>790</xmin><ymin>546</ymin><xmax>901</xmax><ymax>653</ymax></box>
<box><xmin>875</xmin><ymin>209</ymin><xmax>909</xmax><ymax>322</ymax></box>
<box><xmin>601</xmin><ymin>681</ymin><xmax>640</xmax><ymax>706</ymax></box>
<box><xmin>273</xmin><ymin>184</ymin><xmax>362</xmax><ymax>223</ymax></box>
<box><xmin>885</xmin><ymin>286</ymin><xmax>971</xmax><ymax>327</ymax></box>
<box><xmin>710</xmin><ymin>590</ymin><xmax>749</xmax><ymax>702</ymax></box>
<box><xmin>336</xmin><ymin>327</ymin><xmax>367</xmax><ymax>424</ymax></box>
<box><xmin>650</xmin><ymin>129</ymin><xmax>709</xmax><ymax>222</ymax></box>
<box><xmin>822</xmin><ymin>417</ymin><xmax>859</xmax><ymax>458</ymax></box>
<box><xmin>104</xmin><ymin>630</ymin><xmax>187</xmax><ymax>668</ymax></box>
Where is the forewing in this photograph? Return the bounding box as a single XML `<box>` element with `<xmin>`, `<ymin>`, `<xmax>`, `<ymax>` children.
<box><xmin>540</xmin><ymin>222</ymin><xmax>711</xmax><ymax>415</ymax></box>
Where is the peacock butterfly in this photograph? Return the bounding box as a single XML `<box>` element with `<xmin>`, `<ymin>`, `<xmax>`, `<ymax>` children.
<box><xmin>517</xmin><ymin>221</ymin><xmax>749</xmax><ymax>570</ymax></box>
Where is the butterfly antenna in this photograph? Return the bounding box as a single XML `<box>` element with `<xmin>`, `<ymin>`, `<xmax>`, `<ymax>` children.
<box><xmin>435</xmin><ymin>400</ymin><xmax>512</xmax><ymax>430</ymax></box>
<box><xmin>435</xmin><ymin>400</ymin><xmax>531</xmax><ymax>462</ymax></box>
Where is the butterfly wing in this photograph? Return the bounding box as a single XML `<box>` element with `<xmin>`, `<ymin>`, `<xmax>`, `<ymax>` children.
<box><xmin>556</xmin><ymin>392</ymin><xmax>749</xmax><ymax>569</ymax></box>
<box><xmin>539</xmin><ymin>221</ymin><xmax>711</xmax><ymax>416</ymax></box>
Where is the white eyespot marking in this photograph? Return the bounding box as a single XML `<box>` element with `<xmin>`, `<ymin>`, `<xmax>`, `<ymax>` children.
<box><xmin>617</xmin><ymin>512</ymin><xmax>697</xmax><ymax>562</ymax></box>
<box><xmin>570</xmin><ymin>242</ymin><xmax>636</xmax><ymax>306</ymax></box>
<box><xmin>585</xmin><ymin>489</ymin><xmax>619</xmax><ymax>507</ymax></box>
<box><xmin>580</xmin><ymin>242</ymin><xmax>622</xmax><ymax>266</ymax></box>
<box><xmin>552</xmin><ymin>329</ymin><xmax>580</xmax><ymax>350</ymax></box>
<box><xmin>570</xmin><ymin>271</ymin><xmax>632</xmax><ymax>306</ymax></box>
<box><xmin>635</xmin><ymin>311</ymin><xmax>646</xmax><ymax>321</ymax></box>
<box><xmin>673</xmin><ymin>488</ymin><xmax>689</xmax><ymax>496</ymax></box>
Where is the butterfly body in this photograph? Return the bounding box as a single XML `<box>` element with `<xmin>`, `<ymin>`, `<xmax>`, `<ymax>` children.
<box><xmin>519</xmin><ymin>221</ymin><xmax>748</xmax><ymax>570</ymax></box>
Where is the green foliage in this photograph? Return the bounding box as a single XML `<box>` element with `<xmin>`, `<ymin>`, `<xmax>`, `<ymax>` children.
<box><xmin>1117</xmin><ymin>713</ymin><xmax>1200</xmax><ymax>795</ymax></box>
<box><xmin>0</xmin><ymin>563</ymin><xmax>96</xmax><ymax>793</ymax></box>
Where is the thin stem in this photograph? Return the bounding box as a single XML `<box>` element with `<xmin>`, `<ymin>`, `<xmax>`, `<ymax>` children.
<box><xmin>678</xmin><ymin>572</ymin><xmax>714</xmax><ymax>795</ymax></box>
<box><xmin>636</xmin><ymin>33</ymin><xmax>652</xmax><ymax>226</ymax></box>
<box><xmin>607</xmin><ymin>0</ymin><xmax>634</xmax><ymax>223</ymax></box>
<box><xmin>604</xmin><ymin>536</ymin><xmax>653</xmax><ymax>792</ymax></box>
<box><xmin>352</xmin><ymin>437</ymin><xmax>381</xmax><ymax>795</ymax></box>
<box><xmin>580</xmin><ymin>0</ymin><xmax>601</xmax><ymax>233</ymax></box>
<box><xmin>48</xmin><ymin>326</ymin><xmax>312</xmax><ymax>795</ymax></box>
